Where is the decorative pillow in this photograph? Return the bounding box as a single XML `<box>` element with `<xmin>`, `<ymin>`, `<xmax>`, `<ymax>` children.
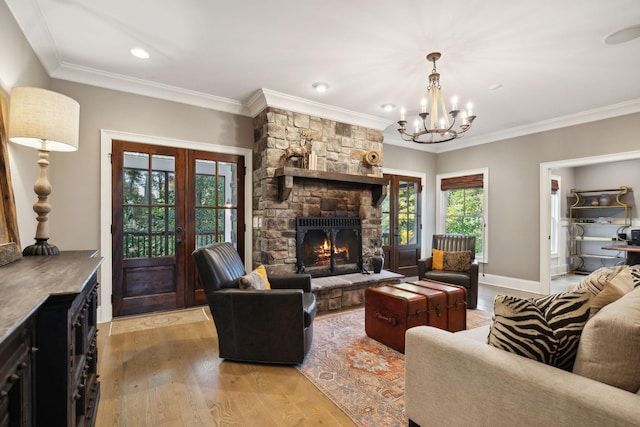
<box><xmin>238</xmin><ymin>265</ymin><xmax>271</xmax><ymax>290</ymax></box>
<box><xmin>573</xmin><ymin>266</ymin><xmax>634</xmax><ymax>317</ymax></box>
<box><xmin>488</xmin><ymin>289</ymin><xmax>592</xmax><ymax>371</ymax></box>
<box><xmin>574</xmin><ymin>265</ymin><xmax>627</xmax><ymax>295</ymax></box>
<box><xmin>432</xmin><ymin>249</ymin><xmax>444</xmax><ymax>270</ymax></box>
<box><xmin>254</xmin><ymin>264</ymin><xmax>271</xmax><ymax>289</ymax></box>
<box><xmin>573</xmin><ymin>287</ymin><xmax>640</xmax><ymax>392</ymax></box>
<box><xmin>589</xmin><ymin>268</ymin><xmax>633</xmax><ymax>317</ymax></box>
<box><xmin>630</xmin><ymin>265</ymin><xmax>640</xmax><ymax>289</ymax></box>
<box><xmin>443</xmin><ymin>250</ymin><xmax>471</xmax><ymax>272</ymax></box>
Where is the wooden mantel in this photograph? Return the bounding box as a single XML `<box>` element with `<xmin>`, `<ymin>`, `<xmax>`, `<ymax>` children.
<box><xmin>274</xmin><ymin>167</ymin><xmax>388</xmax><ymax>206</ymax></box>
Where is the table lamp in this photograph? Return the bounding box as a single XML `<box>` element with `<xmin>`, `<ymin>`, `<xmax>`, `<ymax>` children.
<box><xmin>8</xmin><ymin>87</ymin><xmax>79</xmax><ymax>256</ymax></box>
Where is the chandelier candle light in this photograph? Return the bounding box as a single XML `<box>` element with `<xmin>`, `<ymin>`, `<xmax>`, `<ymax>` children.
<box><xmin>397</xmin><ymin>52</ymin><xmax>476</xmax><ymax>144</ymax></box>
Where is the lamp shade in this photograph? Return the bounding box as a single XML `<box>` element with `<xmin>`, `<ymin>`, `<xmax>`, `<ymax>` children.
<box><xmin>8</xmin><ymin>87</ymin><xmax>79</xmax><ymax>152</ymax></box>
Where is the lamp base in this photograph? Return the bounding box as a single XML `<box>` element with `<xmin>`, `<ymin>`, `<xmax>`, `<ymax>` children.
<box><xmin>22</xmin><ymin>238</ymin><xmax>60</xmax><ymax>256</ymax></box>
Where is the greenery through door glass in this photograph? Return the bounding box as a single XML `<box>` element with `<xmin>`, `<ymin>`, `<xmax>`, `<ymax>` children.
<box><xmin>445</xmin><ymin>188</ymin><xmax>484</xmax><ymax>254</ymax></box>
<box><xmin>381</xmin><ymin>184</ymin><xmax>390</xmax><ymax>246</ymax></box>
<box><xmin>381</xmin><ymin>180</ymin><xmax>419</xmax><ymax>246</ymax></box>
<box><xmin>398</xmin><ymin>181</ymin><xmax>418</xmax><ymax>245</ymax></box>
<box><xmin>122</xmin><ymin>152</ymin><xmax>176</xmax><ymax>258</ymax></box>
<box><xmin>194</xmin><ymin>159</ymin><xmax>237</xmax><ymax>249</ymax></box>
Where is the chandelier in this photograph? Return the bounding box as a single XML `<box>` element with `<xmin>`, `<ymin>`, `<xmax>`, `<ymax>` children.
<box><xmin>397</xmin><ymin>52</ymin><xmax>476</xmax><ymax>144</ymax></box>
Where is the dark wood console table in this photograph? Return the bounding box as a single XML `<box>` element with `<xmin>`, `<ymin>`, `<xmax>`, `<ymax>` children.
<box><xmin>0</xmin><ymin>251</ymin><xmax>103</xmax><ymax>426</ymax></box>
<box><xmin>601</xmin><ymin>245</ymin><xmax>640</xmax><ymax>266</ymax></box>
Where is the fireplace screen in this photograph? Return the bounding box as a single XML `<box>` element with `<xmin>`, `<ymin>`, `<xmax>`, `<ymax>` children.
<box><xmin>296</xmin><ymin>217</ymin><xmax>363</xmax><ymax>277</ymax></box>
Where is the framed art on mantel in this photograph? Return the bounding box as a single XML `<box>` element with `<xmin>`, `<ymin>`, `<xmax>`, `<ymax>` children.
<box><xmin>0</xmin><ymin>89</ymin><xmax>21</xmax><ymax>267</ymax></box>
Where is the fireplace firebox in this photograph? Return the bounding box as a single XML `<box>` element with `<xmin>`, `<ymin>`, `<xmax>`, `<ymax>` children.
<box><xmin>296</xmin><ymin>217</ymin><xmax>363</xmax><ymax>277</ymax></box>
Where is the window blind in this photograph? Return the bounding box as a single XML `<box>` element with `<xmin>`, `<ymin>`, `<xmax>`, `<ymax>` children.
<box><xmin>441</xmin><ymin>173</ymin><xmax>484</xmax><ymax>191</ymax></box>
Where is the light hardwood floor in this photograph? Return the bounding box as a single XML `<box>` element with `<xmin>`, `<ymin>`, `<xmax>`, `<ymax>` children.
<box><xmin>95</xmin><ymin>314</ymin><xmax>356</xmax><ymax>427</ymax></box>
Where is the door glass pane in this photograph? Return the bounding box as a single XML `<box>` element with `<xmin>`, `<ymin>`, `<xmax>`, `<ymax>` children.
<box><xmin>123</xmin><ymin>152</ymin><xmax>149</xmax><ymax>204</ymax></box>
<box><xmin>398</xmin><ymin>181</ymin><xmax>418</xmax><ymax>245</ymax></box>
<box><xmin>151</xmin><ymin>155</ymin><xmax>175</xmax><ymax>205</ymax></box>
<box><xmin>219</xmin><ymin>161</ymin><xmax>237</xmax><ymax>206</ymax></box>
<box><xmin>122</xmin><ymin>151</ymin><xmax>176</xmax><ymax>259</ymax></box>
<box><xmin>123</xmin><ymin>206</ymin><xmax>149</xmax><ymax>258</ymax></box>
<box><xmin>151</xmin><ymin>207</ymin><xmax>176</xmax><ymax>257</ymax></box>
<box><xmin>194</xmin><ymin>159</ymin><xmax>238</xmax><ymax>249</ymax></box>
<box><xmin>381</xmin><ymin>182</ymin><xmax>391</xmax><ymax>246</ymax></box>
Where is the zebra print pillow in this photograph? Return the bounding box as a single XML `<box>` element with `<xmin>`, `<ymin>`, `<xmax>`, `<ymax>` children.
<box><xmin>630</xmin><ymin>265</ymin><xmax>640</xmax><ymax>289</ymax></box>
<box><xmin>488</xmin><ymin>289</ymin><xmax>592</xmax><ymax>371</ymax></box>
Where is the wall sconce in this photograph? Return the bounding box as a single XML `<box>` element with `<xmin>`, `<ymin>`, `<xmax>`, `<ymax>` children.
<box><xmin>8</xmin><ymin>87</ymin><xmax>80</xmax><ymax>256</ymax></box>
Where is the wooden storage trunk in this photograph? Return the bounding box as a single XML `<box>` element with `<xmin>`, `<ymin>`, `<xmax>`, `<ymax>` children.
<box><xmin>408</xmin><ymin>280</ymin><xmax>467</xmax><ymax>332</ymax></box>
<box><xmin>392</xmin><ymin>282</ymin><xmax>448</xmax><ymax>331</ymax></box>
<box><xmin>364</xmin><ymin>286</ymin><xmax>426</xmax><ymax>353</ymax></box>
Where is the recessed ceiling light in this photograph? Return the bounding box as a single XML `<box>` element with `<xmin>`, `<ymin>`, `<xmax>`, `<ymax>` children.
<box><xmin>130</xmin><ymin>47</ymin><xmax>150</xmax><ymax>59</ymax></box>
<box><xmin>603</xmin><ymin>24</ymin><xmax>640</xmax><ymax>45</ymax></box>
<box><xmin>312</xmin><ymin>82</ymin><xmax>329</xmax><ymax>93</ymax></box>
<box><xmin>381</xmin><ymin>103</ymin><xmax>396</xmax><ymax>112</ymax></box>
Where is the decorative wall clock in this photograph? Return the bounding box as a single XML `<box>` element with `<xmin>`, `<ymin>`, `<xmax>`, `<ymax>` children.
<box><xmin>364</xmin><ymin>149</ymin><xmax>381</xmax><ymax>166</ymax></box>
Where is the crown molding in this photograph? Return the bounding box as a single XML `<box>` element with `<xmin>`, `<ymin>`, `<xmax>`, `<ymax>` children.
<box><xmin>384</xmin><ymin>98</ymin><xmax>640</xmax><ymax>153</ymax></box>
<box><xmin>247</xmin><ymin>89</ymin><xmax>393</xmax><ymax>131</ymax></box>
<box><xmin>52</xmin><ymin>63</ymin><xmax>249</xmax><ymax>115</ymax></box>
<box><xmin>5</xmin><ymin>0</ymin><xmax>61</xmax><ymax>75</ymax></box>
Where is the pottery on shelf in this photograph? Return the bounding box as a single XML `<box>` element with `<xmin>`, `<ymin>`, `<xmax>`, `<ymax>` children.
<box><xmin>371</xmin><ymin>249</ymin><xmax>384</xmax><ymax>273</ymax></box>
<box><xmin>599</xmin><ymin>194</ymin><xmax>611</xmax><ymax>206</ymax></box>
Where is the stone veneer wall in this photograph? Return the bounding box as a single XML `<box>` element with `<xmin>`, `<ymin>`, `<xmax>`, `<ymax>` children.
<box><xmin>252</xmin><ymin>107</ymin><xmax>384</xmax><ymax>274</ymax></box>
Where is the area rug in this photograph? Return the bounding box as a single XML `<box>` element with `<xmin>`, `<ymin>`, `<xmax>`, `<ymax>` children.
<box><xmin>109</xmin><ymin>306</ymin><xmax>210</xmax><ymax>335</ymax></box>
<box><xmin>297</xmin><ymin>308</ymin><xmax>492</xmax><ymax>427</ymax></box>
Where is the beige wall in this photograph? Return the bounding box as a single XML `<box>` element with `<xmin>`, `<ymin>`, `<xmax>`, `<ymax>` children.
<box><xmin>436</xmin><ymin>114</ymin><xmax>640</xmax><ymax>281</ymax></box>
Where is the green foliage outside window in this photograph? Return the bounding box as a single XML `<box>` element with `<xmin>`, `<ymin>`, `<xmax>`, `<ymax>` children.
<box><xmin>445</xmin><ymin>188</ymin><xmax>484</xmax><ymax>254</ymax></box>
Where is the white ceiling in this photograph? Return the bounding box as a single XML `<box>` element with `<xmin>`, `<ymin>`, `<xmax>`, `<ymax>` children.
<box><xmin>5</xmin><ymin>0</ymin><xmax>640</xmax><ymax>152</ymax></box>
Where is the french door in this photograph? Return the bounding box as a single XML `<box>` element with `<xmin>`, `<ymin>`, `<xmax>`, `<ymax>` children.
<box><xmin>111</xmin><ymin>140</ymin><xmax>244</xmax><ymax>317</ymax></box>
<box><xmin>381</xmin><ymin>174</ymin><xmax>422</xmax><ymax>277</ymax></box>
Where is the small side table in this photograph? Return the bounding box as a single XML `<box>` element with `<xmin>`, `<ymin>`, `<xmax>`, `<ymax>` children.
<box><xmin>601</xmin><ymin>245</ymin><xmax>640</xmax><ymax>266</ymax></box>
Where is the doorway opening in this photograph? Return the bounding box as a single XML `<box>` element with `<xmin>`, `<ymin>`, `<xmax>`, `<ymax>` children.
<box><xmin>381</xmin><ymin>173</ymin><xmax>423</xmax><ymax>277</ymax></box>
<box><xmin>111</xmin><ymin>140</ymin><xmax>245</xmax><ymax>317</ymax></box>
<box><xmin>99</xmin><ymin>130</ymin><xmax>253</xmax><ymax>323</ymax></box>
<box><xmin>539</xmin><ymin>150</ymin><xmax>640</xmax><ymax>295</ymax></box>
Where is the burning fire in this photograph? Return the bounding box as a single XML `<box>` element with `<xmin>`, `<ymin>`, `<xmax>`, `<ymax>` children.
<box><xmin>304</xmin><ymin>236</ymin><xmax>351</xmax><ymax>266</ymax></box>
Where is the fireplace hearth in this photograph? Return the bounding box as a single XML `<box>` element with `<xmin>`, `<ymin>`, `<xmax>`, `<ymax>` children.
<box><xmin>296</xmin><ymin>217</ymin><xmax>363</xmax><ymax>277</ymax></box>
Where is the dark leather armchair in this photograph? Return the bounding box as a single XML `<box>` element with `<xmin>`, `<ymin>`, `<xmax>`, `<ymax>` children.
<box><xmin>192</xmin><ymin>242</ymin><xmax>316</xmax><ymax>364</ymax></box>
<box><xmin>417</xmin><ymin>234</ymin><xmax>479</xmax><ymax>309</ymax></box>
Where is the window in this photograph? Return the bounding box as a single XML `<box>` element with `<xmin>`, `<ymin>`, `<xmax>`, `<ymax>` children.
<box><xmin>550</xmin><ymin>177</ymin><xmax>560</xmax><ymax>256</ymax></box>
<box><xmin>437</xmin><ymin>169</ymin><xmax>488</xmax><ymax>262</ymax></box>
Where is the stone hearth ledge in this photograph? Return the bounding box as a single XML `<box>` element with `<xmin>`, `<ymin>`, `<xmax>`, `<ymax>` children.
<box><xmin>311</xmin><ymin>270</ymin><xmax>404</xmax><ymax>312</ymax></box>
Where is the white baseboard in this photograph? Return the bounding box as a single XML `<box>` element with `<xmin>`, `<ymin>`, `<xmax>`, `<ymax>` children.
<box><xmin>479</xmin><ymin>273</ymin><xmax>543</xmax><ymax>294</ymax></box>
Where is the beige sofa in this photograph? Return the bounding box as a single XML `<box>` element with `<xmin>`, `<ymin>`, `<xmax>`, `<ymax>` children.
<box><xmin>405</xmin><ymin>277</ymin><xmax>640</xmax><ymax>427</ymax></box>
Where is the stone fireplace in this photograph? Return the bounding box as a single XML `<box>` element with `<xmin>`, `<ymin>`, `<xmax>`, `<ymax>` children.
<box><xmin>252</xmin><ymin>107</ymin><xmax>385</xmax><ymax>275</ymax></box>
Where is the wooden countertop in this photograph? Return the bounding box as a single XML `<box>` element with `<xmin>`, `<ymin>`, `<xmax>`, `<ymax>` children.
<box><xmin>0</xmin><ymin>250</ymin><xmax>103</xmax><ymax>343</ymax></box>
<box><xmin>601</xmin><ymin>245</ymin><xmax>640</xmax><ymax>252</ymax></box>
